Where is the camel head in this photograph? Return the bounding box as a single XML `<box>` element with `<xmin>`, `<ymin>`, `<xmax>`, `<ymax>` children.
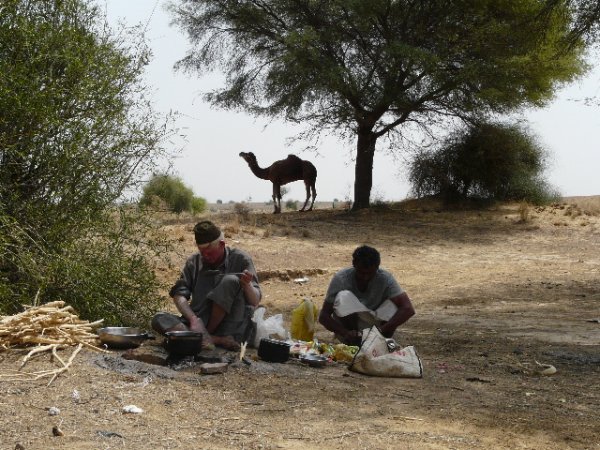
<box><xmin>239</xmin><ymin>152</ymin><xmax>256</xmax><ymax>165</ymax></box>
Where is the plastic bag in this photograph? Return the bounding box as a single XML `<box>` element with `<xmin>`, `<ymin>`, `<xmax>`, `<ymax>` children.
<box><xmin>290</xmin><ymin>298</ymin><xmax>319</xmax><ymax>341</ymax></box>
<box><xmin>251</xmin><ymin>307</ymin><xmax>287</xmax><ymax>348</ymax></box>
<box><xmin>350</xmin><ymin>326</ymin><xmax>423</xmax><ymax>378</ymax></box>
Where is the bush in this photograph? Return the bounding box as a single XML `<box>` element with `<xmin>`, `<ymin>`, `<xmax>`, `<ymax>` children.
<box><xmin>37</xmin><ymin>211</ymin><xmax>166</xmax><ymax>325</ymax></box>
<box><xmin>409</xmin><ymin>122</ymin><xmax>559</xmax><ymax>205</ymax></box>
<box><xmin>285</xmin><ymin>199</ymin><xmax>298</xmax><ymax>210</ymax></box>
<box><xmin>191</xmin><ymin>196</ymin><xmax>207</xmax><ymax>214</ymax></box>
<box><xmin>0</xmin><ymin>0</ymin><xmax>173</xmax><ymax>325</ymax></box>
<box><xmin>139</xmin><ymin>174</ymin><xmax>206</xmax><ymax>214</ymax></box>
<box><xmin>233</xmin><ymin>202</ymin><xmax>251</xmax><ymax>220</ymax></box>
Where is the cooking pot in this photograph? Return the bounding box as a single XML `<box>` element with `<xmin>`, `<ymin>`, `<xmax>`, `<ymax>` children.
<box><xmin>163</xmin><ymin>331</ymin><xmax>203</xmax><ymax>357</ymax></box>
<box><xmin>258</xmin><ymin>338</ymin><xmax>290</xmax><ymax>363</ymax></box>
<box><xmin>97</xmin><ymin>327</ymin><xmax>155</xmax><ymax>349</ymax></box>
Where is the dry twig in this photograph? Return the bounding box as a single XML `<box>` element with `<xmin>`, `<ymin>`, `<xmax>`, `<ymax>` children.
<box><xmin>0</xmin><ymin>301</ymin><xmax>107</xmax><ymax>385</ymax></box>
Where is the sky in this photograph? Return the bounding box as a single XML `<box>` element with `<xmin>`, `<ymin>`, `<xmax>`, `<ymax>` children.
<box><xmin>101</xmin><ymin>0</ymin><xmax>599</xmax><ymax>203</ymax></box>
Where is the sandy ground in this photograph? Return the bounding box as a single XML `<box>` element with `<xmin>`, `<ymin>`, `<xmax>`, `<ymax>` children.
<box><xmin>1</xmin><ymin>198</ymin><xmax>599</xmax><ymax>449</ymax></box>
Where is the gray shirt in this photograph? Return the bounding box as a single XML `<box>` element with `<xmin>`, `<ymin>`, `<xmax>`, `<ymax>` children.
<box><xmin>170</xmin><ymin>247</ymin><xmax>261</xmax><ymax>313</ymax></box>
<box><xmin>324</xmin><ymin>267</ymin><xmax>404</xmax><ymax>310</ymax></box>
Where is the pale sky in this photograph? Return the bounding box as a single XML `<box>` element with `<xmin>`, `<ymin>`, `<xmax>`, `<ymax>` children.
<box><xmin>101</xmin><ymin>0</ymin><xmax>599</xmax><ymax>203</ymax></box>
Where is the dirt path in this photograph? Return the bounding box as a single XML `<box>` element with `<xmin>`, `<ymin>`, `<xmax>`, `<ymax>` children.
<box><xmin>1</xmin><ymin>200</ymin><xmax>599</xmax><ymax>449</ymax></box>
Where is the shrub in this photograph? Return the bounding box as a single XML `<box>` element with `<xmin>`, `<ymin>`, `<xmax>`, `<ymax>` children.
<box><xmin>285</xmin><ymin>199</ymin><xmax>298</xmax><ymax>210</ymax></box>
<box><xmin>233</xmin><ymin>202</ymin><xmax>251</xmax><ymax>220</ymax></box>
<box><xmin>191</xmin><ymin>196</ymin><xmax>207</xmax><ymax>214</ymax></box>
<box><xmin>409</xmin><ymin>122</ymin><xmax>559</xmax><ymax>205</ymax></box>
<box><xmin>139</xmin><ymin>174</ymin><xmax>206</xmax><ymax>214</ymax></box>
<box><xmin>0</xmin><ymin>0</ymin><xmax>173</xmax><ymax>325</ymax></box>
<box><xmin>38</xmin><ymin>211</ymin><xmax>167</xmax><ymax>325</ymax></box>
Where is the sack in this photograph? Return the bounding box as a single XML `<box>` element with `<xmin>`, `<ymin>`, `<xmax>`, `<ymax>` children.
<box><xmin>290</xmin><ymin>298</ymin><xmax>318</xmax><ymax>341</ymax></box>
<box><xmin>251</xmin><ymin>307</ymin><xmax>287</xmax><ymax>348</ymax></box>
<box><xmin>350</xmin><ymin>326</ymin><xmax>423</xmax><ymax>378</ymax></box>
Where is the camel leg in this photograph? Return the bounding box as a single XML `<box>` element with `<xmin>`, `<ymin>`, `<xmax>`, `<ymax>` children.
<box><xmin>307</xmin><ymin>184</ymin><xmax>316</xmax><ymax>211</ymax></box>
<box><xmin>299</xmin><ymin>182</ymin><xmax>311</xmax><ymax>212</ymax></box>
<box><xmin>272</xmin><ymin>184</ymin><xmax>281</xmax><ymax>214</ymax></box>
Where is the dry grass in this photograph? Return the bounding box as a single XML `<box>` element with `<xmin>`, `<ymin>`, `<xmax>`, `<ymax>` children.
<box><xmin>562</xmin><ymin>195</ymin><xmax>600</xmax><ymax>216</ymax></box>
<box><xmin>517</xmin><ymin>201</ymin><xmax>531</xmax><ymax>222</ymax></box>
<box><xmin>1</xmin><ymin>196</ymin><xmax>599</xmax><ymax>450</ymax></box>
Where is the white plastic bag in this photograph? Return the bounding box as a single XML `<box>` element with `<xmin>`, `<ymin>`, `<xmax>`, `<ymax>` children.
<box><xmin>251</xmin><ymin>307</ymin><xmax>287</xmax><ymax>348</ymax></box>
<box><xmin>350</xmin><ymin>326</ymin><xmax>423</xmax><ymax>378</ymax></box>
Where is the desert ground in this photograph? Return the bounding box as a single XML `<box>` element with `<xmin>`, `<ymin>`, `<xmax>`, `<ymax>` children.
<box><xmin>1</xmin><ymin>197</ymin><xmax>599</xmax><ymax>450</ymax></box>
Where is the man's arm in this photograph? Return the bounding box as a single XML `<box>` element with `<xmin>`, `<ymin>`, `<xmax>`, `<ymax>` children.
<box><xmin>318</xmin><ymin>301</ymin><xmax>360</xmax><ymax>343</ymax></box>
<box><xmin>172</xmin><ymin>295</ymin><xmax>208</xmax><ymax>334</ymax></box>
<box><xmin>239</xmin><ymin>269</ymin><xmax>261</xmax><ymax>306</ymax></box>
<box><xmin>379</xmin><ymin>292</ymin><xmax>415</xmax><ymax>337</ymax></box>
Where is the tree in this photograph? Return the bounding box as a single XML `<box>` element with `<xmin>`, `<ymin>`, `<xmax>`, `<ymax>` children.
<box><xmin>169</xmin><ymin>0</ymin><xmax>597</xmax><ymax>210</ymax></box>
<box><xmin>139</xmin><ymin>174</ymin><xmax>206</xmax><ymax>214</ymax></box>
<box><xmin>0</xmin><ymin>0</ymin><xmax>173</xmax><ymax>324</ymax></box>
<box><xmin>408</xmin><ymin>122</ymin><xmax>559</xmax><ymax>204</ymax></box>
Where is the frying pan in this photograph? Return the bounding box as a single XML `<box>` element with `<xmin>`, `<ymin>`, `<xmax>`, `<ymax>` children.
<box><xmin>97</xmin><ymin>327</ymin><xmax>155</xmax><ymax>349</ymax></box>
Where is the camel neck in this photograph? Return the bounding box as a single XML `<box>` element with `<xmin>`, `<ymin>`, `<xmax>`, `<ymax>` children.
<box><xmin>248</xmin><ymin>162</ymin><xmax>270</xmax><ymax>180</ymax></box>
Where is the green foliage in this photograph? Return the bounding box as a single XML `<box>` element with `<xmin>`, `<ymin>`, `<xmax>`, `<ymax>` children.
<box><xmin>170</xmin><ymin>0</ymin><xmax>594</xmax><ymax>209</ymax></box>
<box><xmin>408</xmin><ymin>122</ymin><xmax>560</xmax><ymax>205</ymax></box>
<box><xmin>140</xmin><ymin>174</ymin><xmax>206</xmax><ymax>214</ymax></box>
<box><xmin>285</xmin><ymin>199</ymin><xmax>298</xmax><ymax>210</ymax></box>
<box><xmin>191</xmin><ymin>196</ymin><xmax>207</xmax><ymax>214</ymax></box>
<box><xmin>0</xmin><ymin>0</ymin><xmax>173</xmax><ymax>325</ymax></box>
<box><xmin>33</xmin><ymin>210</ymin><xmax>166</xmax><ymax>325</ymax></box>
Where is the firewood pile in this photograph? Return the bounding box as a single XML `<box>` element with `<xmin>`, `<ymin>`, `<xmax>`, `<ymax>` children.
<box><xmin>0</xmin><ymin>301</ymin><xmax>107</xmax><ymax>385</ymax></box>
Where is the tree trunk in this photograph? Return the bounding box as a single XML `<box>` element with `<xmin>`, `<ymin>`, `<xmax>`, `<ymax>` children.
<box><xmin>352</xmin><ymin>131</ymin><xmax>377</xmax><ymax>211</ymax></box>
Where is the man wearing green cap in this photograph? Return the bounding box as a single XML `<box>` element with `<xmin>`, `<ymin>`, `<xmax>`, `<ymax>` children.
<box><xmin>151</xmin><ymin>220</ymin><xmax>261</xmax><ymax>350</ymax></box>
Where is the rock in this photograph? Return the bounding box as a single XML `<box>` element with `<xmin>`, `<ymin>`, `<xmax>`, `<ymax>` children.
<box><xmin>47</xmin><ymin>406</ymin><xmax>60</xmax><ymax>416</ymax></box>
<box><xmin>122</xmin><ymin>347</ymin><xmax>169</xmax><ymax>366</ymax></box>
<box><xmin>195</xmin><ymin>352</ymin><xmax>229</xmax><ymax>364</ymax></box>
<box><xmin>199</xmin><ymin>362</ymin><xmax>229</xmax><ymax>375</ymax></box>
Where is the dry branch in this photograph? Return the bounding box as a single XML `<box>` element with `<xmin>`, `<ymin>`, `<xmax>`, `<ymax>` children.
<box><xmin>0</xmin><ymin>301</ymin><xmax>107</xmax><ymax>385</ymax></box>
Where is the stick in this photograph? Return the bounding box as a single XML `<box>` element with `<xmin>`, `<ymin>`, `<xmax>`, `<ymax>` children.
<box><xmin>21</xmin><ymin>344</ymin><xmax>60</xmax><ymax>368</ymax></box>
<box><xmin>44</xmin><ymin>344</ymin><xmax>82</xmax><ymax>386</ymax></box>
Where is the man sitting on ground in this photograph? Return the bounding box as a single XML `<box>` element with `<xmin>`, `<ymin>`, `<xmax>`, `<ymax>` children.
<box><xmin>318</xmin><ymin>245</ymin><xmax>415</xmax><ymax>346</ymax></box>
<box><xmin>151</xmin><ymin>220</ymin><xmax>261</xmax><ymax>350</ymax></box>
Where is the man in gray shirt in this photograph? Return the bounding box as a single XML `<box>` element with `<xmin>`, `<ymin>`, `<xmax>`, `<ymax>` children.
<box><xmin>152</xmin><ymin>221</ymin><xmax>261</xmax><ymax>350</ymax></box>
<box><xmin>318</xmin><ymin>245</ymin><xmax>415</xmax><ymax>346</ymax></box>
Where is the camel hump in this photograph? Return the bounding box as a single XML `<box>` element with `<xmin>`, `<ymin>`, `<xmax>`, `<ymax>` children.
<box><xmin>286</xmin><ymin>154</ymin><xmax>302</xmax><ymax>162</ymax></box>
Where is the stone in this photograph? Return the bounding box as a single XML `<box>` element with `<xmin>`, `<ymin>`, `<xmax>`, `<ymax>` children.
<box><xmin>122</xmin><ymin>346</ymin><xmax>169</xmax><ymax>366</ymax></box>
<box><xmin>199</xmin><ymin>362</ymin><xmax>229</xmax><ymax>374</ymax></box>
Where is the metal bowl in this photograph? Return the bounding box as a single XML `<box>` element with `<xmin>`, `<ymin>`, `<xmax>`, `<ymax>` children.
<box><xmin>97</xmin><ymin>327</ymin><xmax>154</xmax><ymax>349</ymax></box>
<box><xmin>299</xmin><ymin>354</ymin><xmax>328</xmax><ymax>368</ymax></box>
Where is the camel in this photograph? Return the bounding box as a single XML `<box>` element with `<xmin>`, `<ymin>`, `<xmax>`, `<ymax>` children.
<box><xmin>239</xmin><ymin>152</ymin><xmax>317</xmax><ymax>214</ymax></box>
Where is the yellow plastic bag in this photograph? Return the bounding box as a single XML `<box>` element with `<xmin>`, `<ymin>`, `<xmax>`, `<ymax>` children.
<box><xmin>290</xmin><ymin>298</ymin><xmax>319</xmax><ymax>341</ymax></box>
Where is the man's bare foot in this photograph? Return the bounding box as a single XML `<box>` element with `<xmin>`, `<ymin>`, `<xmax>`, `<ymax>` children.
<box><xmin>201</xmin><ymin>333</ymin><xmax>216</xmax><ymax>351</ymax></box>
<box><xmin>211</xmin><ymin>335</ymin><xmax>240</xmax><ymax>351</ymax></box>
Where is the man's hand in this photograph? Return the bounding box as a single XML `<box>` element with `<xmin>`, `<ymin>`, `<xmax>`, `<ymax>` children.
<box><xmin>239</xmin><ymin>269</ymin><xmax>253</xmax><ymax>286</ymax></box>
<box><xmin>187</xmin><ymin>316</ymin><xmax>204</xmax><ymax>333</ymax></box>
<box><xmin>341</xmin><ymin>329</ymin><xmax>362</xmax><ymax>346</ymax></box>
<box><xmin>240</xmin><ymin>269</ymin><xmax>260</xmax><ymax>306</ymax></box>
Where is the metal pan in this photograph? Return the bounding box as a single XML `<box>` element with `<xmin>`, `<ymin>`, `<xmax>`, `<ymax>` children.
<box><xmin>299</xmin><ymin>354</ymin><xmax>328</xmax><ymax>368</ymax></box>
<box><xmin>97</xmin><ymin>327</ymin><xmax>155</xmax><ymax>349</ymax></box>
